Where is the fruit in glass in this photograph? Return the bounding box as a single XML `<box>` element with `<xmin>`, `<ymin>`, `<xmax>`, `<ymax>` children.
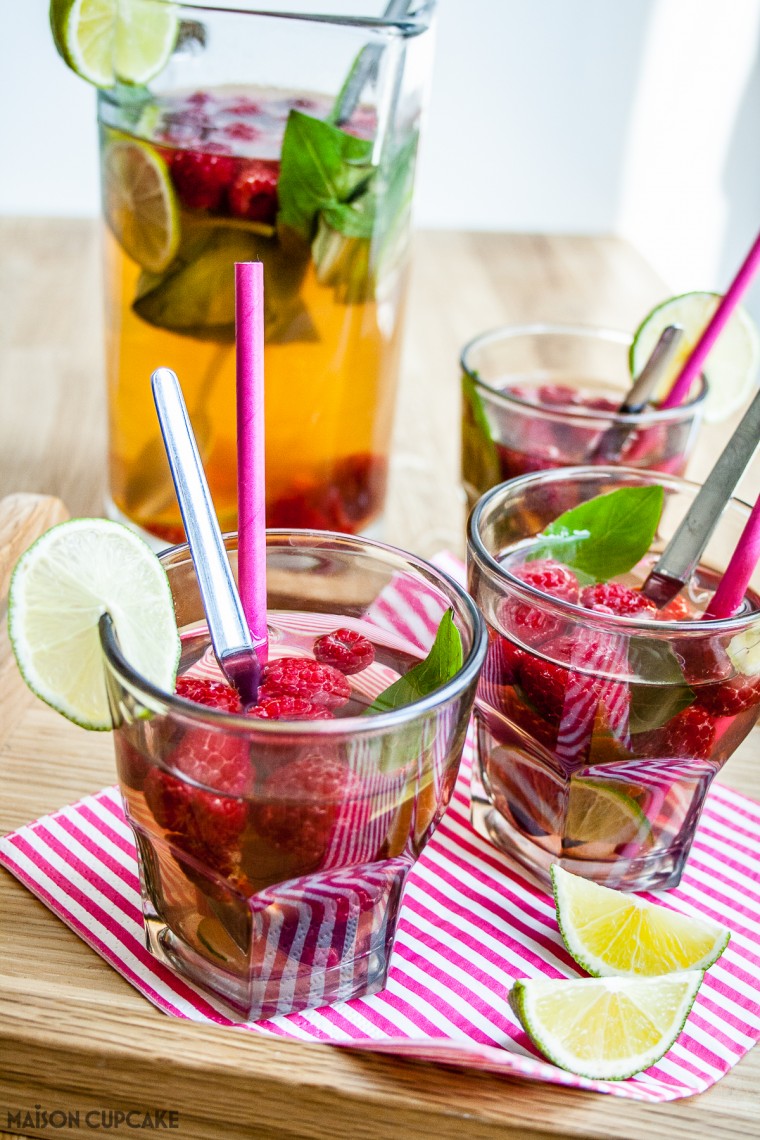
<box><xmin>102</xmin><ymin>531</ymin><xmax>486</xmax><ymax>1020</ymax></box>
<box><xmin>467</xmin><ymin>468</ymin><xmax>760</xmax><ymax>892</ymax></box>
<box><xmin>461</xmin><ymin>325</ymin><xmax>705</xmax><ymax>508</ymax></box>
<box><xmin>96</xmin><ymin>4</ymin><xmax>436</xmax><ymax>543</ymax></box>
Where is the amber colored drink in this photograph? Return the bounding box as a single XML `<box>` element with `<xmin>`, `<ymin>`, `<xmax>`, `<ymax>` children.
<box><xmin>100</xmin><ymin>87</ymin><xmax>415</xmax><ymax>543</ymax></box>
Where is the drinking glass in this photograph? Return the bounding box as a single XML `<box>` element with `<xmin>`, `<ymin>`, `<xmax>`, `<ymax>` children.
<box><xmin>98</xmin><ymin>2</ymin><xmax>437</xmax><ymax>544</ymax></box>
<box><xmin>467</xmin><ymin>467</ymin><xmax>760</xmax><ymax>892</ymax></box>
<box><xmin>461</xmin><ymin>325</ymin><xmax>706</xmax><ymax>508</ymax></box>
<box><xmin>101</xmin><ymin>530</ymin><xmax>485</xmax><ymax>1020</ymax></box>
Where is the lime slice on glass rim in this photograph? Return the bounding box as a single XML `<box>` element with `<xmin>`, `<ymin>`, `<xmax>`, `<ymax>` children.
<box><xmin>509</xmin><ymin>971</ymin><xmax>703</xmax><ymax>1080</ymax></box>
<box><xmin>7</xmin><ymin>519</ymin><xmax>180</xmax><ymax>731</ymax></box>
<box><xmin>552</xmin><ymin>864</ymin><xmax>730</xmax><ymax>977</ymax></box>
<box><xmin>630</xmin><ymin>291</ymin><xmax>760</xmax><ymax>423</ymax></box>
<box><xmin>50</xmin><ymin>0</ymin><xmax>178</xmax><ymax>87</ymax></box>
<box><xmin>102</xmin><ymin>136</ymin><xmax>179</xmax><ymax>272</ymax></box>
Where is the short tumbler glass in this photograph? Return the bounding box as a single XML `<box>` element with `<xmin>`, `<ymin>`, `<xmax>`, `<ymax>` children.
<box><xmin>467</xmin><ymin>468</ymin><xmax>760</xmax><ymax>892</ymax></box>
<box><xmin>461</xmin><ymin>324</ymin><xmax>706</xmax><ymax>508</ymax></box>
<box><xmin>102</xmin><ymin>531</ymin><xmax>485</xmax><ymax>1020</ymax></box>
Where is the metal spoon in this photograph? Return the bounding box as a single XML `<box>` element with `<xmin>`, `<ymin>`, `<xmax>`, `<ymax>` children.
<box><xmin>641</xmin><ymin>384</ymin><xmax>760</xmax><ymax>607</ymax></box>
<box><xmin>151</xmin><ymin>367</ymin><xmax>260</xmax><ymax>706</ymax></box>
<box><xmin>591</xmin><ymin>325</ymin><xmax>684</xmax><ymax>463</ymax></box>
<box><xmin>332</xmin><ymin>0</ymin><xmax>414</xmax><ymax>126</ymax></box>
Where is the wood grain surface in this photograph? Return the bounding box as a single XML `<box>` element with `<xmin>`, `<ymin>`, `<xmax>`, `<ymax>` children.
<box><xmin>0</xmin><ymin>218</ymin><xmax>758</xmax><ymax>1140</ymax></box>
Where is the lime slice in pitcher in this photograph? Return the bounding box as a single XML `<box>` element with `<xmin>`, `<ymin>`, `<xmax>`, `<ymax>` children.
<box><xmin>102</xmin><ymin>137</ymin><xmax>179</xmax><ymax>272</ymax></box>
<box><xmin>50</xmin><ymin>0</ymin><xmax>178</xmax><ymax>87</ymax></box>
<box><xmin>509</xmin><ymin>971</ymin><xmax>703</xmax><ymax>1080</ymax></box>
<box><xmin>630</xmin><ymin>291</ymin><xmax>760</xmax><ymax>422</ymax></box>
<box><xmin>8</xmin><ymin>519</ymin><xmax>180</xmax><ymax>731</ymax></box>
<box><xmin>552</xmin><ymin>865</ymin><xmax>730</xmax><ymax>978</ymax></box>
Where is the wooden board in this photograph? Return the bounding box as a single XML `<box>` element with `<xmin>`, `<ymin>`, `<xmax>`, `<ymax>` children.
<box><xmin>1</xmin><ymin>222</ymin><xmax>759</xmax><ymax>1139</ymax></box>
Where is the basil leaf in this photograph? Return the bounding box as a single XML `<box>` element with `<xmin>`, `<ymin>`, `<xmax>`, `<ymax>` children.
<box><xmin>628</xmin><ymin>639</ymin><xmax>695</xmax><ymax>733</ymax></box>
<box><xmin>134</xmin><ymin>222</ymin><xmax>313</xmax><ymax>343</ymax></box>
<box><xmin>366</xmin><ymin>609</ymin><xmax>463</xmax><ymax>715</ymax></box>
<box><xmin>530</xmin><ymin>485</ymin><xmax>664</xmax><ymax>582</ymax></box>
<box><xmin>277</xmin><ymin>110</ymin><xmax>374</xmax><ymax>243</ymax></box>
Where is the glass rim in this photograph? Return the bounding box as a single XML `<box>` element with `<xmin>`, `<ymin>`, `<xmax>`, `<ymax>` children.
<box><xmin>460</xmin><ymin>322</ymin><xmax>707</xmax><ymax>425</ymax></box>
<box><xmin>100</xmin><ymin>527</ymin><xmax>487</xmax><ymax>735</ymax></box>
<box><xmin>138</xmin><ymin>0</ymin><xmax>436</xmax><ymax>33</ymax></box>
<box><xmin>467</xmin><ymin>465</ymin><xmax>759</xmax><ymax>636</ymax></box>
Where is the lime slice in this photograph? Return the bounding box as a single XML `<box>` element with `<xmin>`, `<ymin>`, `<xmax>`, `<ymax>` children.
<box><xmin>564</xmin><ymin>778</ymin><xmax>651</xmax><ymax>858</ymax></box>
<box><xmin>50</xmin><ymin>0</ymin><xmax>178</xmax><ymax>87</ymax></box>
<box><xmin>630</xmin><ymin>291</ymin><xmax>760</xmax><ymax>423</ymax></box>
<box><xmin>102</xmin><ymin>137</ymin><xmax>179</xmax><ymax>272</ymax></box>
<box><xmin>7</xmin><ymin>519</ymin><xmax>180</xmax><ymax>731</ymax></box>
<box><xmin>552</xmin><ymin>864</ymin><xmax>730</xmax><ymax>977</ymax></box>
<box><xmin>509</xmin><ymin>971</ymin><xmax>703</xmax><ymax>1080</ymax></box>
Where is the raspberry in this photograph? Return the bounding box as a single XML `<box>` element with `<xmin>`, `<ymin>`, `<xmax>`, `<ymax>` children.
<box><xmin>259</xmin><ymin>657</ymin><xmax>351</xmax><ymax>708</ymax></box>
<box><xmin>696</xmin><ymin>673</ymin><xmax>760</xmax><ymax>717</ymax></box>
<box><xmin>517</xmin><ymin>635</ymin><xmax>622</xmax><ymax>725</ymax></box>
<box><xmin>581</xmin><ymin>582</ymin><xmax>657</xmax><ymax>617</ymax></box>
<box><xmin>175</xmin><ymin>675</ymin><xmax>242</xmax><ymax>713</ymax></box>
<box><xmin>313</xmin><ymin>628</ymin><xmax>375</xmax><ymax>675</ymax></box>
<box><xmin>481</xmin><ymin>627</ymin><xmax>524</xmax><ymax>692</ymax></box>
<box><xmin>228</xmin><ymin>159</ymin><xmax>279</xmax><ymax>223</ymax></box>
<box><xmin>266</xmin><ymin>455</ymin><xmax>387</xmax><ymax>533</ymax></box>
<box><xmin>638</xmin><ymin>705</ymin><xmax>716</xmax><ymax>761</ymax></box>
<box><xmin>536</xmin><ymin>384</ymin><xmax>583</xmax><ymax>407</ymax></box>
<box><xmin>513</xmin><ymin>559</ymin><xmax>580</xmax><ymax>604</ymax></box>
<box><xmin>144</xmin><ymin>768</ymin><xmax>192</xmax><ymax>832</ymax></box>
<box><xmin>252</xmin><ymin>754</ymin><xmax>359</xmax><ymax>869</ymax></box>
<box><xmin>225</xmin><ymin>96</ymin><xmax>262</xmax><ymax>116</ymax></box>
<box><xmin>223</xmin><ymin>121</ymin><xmax>261</xmax><ymax>143</ymax></box>
<box><xmin>145</xmin><ymin>723</ymin><xmax>251</xmax><ymax>847</ymax></box>
<box><xmin>247</xmin><ymin>696</ymin><xmax>334</xmax><ymax>721</ymax></box>
<box><xmin>498</xmin><ymin>560</ymin><xmax>578</xmax><ymax>647</ymax></box>
<box><xmin>170</xmin><ymin>150</ymin><xmax>237</xmax><ymax>210</ymax></box>
<box><xmin>517</xmin><ymin>639</ymin><xmax>574</xmax><ymax>723</ymax></box>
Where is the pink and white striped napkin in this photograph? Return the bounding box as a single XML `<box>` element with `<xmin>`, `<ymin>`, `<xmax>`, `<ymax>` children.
<box><xmin>1</xmin><ymin>554</ymin><xmax>759</xmax><ymax>1102</ymax></box>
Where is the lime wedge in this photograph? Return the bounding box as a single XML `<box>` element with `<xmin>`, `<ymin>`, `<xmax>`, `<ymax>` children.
<box><xmin>630</xmin><ymin>291</ymin><xmax>760</xmax><ymax>423</ymax></box>
<box><xmin>50</xmin><ymin>0</ymin><xmax>178</xmax><ymax>88</ymax></box>
<box><xmin>7</xmin><ymin>519</ymin><xmax>180</xmax><ymax>731</ymax></box>
<box><xmin>564</xmin><ymin>778</ymin><xmax>651</xmax><ymax>857</ymax></box>
<box><xmin>551</xmin><ymin>864</ymin><xmax>730</xmax><ymax>977</ymax></box>
<box><xmin>509</xmin><ymin>971</ymin><xmax>703</xmax><ymax>1080</ymax></box>
<box><xmin>102</xmin><ymin>137</ymin><xmax>179</xmax><ymax>272</ymax></box>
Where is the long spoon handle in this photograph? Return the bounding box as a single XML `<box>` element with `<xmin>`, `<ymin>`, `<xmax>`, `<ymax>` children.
<box><xmin>642</xmin><ymin>384</ymin><xmax>760</xmax><ymax>606</ymax></box>
<box><xmin>152</xmin><ymin>367</ymin><xmax>259</xmax><ymax>705</ymax></box>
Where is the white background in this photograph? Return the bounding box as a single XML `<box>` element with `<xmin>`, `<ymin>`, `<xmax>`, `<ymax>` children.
<box><xmin>3</xmin><ymin>0</ymin><xmax>760</xmax><ymax>321</ymax></box>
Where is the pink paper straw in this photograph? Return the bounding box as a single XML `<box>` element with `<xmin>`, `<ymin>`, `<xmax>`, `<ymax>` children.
<box><xmin>235</xmin><ymin>261</ymin><xmax>268</xmax><ymax>661</ymax></box>
<box><xmin>660</xmin><ymin>229</ymin><xmax>760</xmax><ymax>409</ymax></box>
<box><xmin>704</xmin><ymin>493</ymin><xmax>760</xmax><ymax>619</ymax></box>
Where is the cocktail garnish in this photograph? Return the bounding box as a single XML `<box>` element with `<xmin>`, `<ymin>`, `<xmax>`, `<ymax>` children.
<box><xmin>509</xmin><ymin>973</ymin><xmax>704</xmax><ymax>1081</ymax></box>
<box><xmin>49</xmin><ymin>0</ymin><xmax>178</xmax><ymax>88</ymax></box>
<box><xmin>366</xmin><ymin>609</ymin><xmax>463</xmax><ymax>714</ymax></box>
<box><xmin>642</xmin><ymin>384</ymin><xmax>760</xmax><ymax>606</ymax></box>
<box><xmin>658</xmin><ymin>228</ymin><xmax>760</xmax><ymax>412</ymax></box>
<box><xmin>631</xmin><ymin>291</ymin><xmax>760</xmax><ymax>422</ymax></box>
<box><xmin>528</xmin><ymin>484</ymin><xmax>664</xmax><ymax>583</ymax></box>
<box><xmin>7</xmin><ymin>518</ymin><xmax>179</xmax><ymax>731</ymax></box>
<box><xmin>552</xmin><ymin>864</ymin><xmax>730</xmax><ymax>978</ymax></box>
